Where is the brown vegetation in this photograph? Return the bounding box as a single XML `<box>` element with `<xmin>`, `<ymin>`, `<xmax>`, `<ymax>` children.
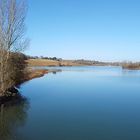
<box><xmin>122</xmin><ymin>62</ymin><xmax>140</xmax><ymax>70</ymax></box>
<box><xmin>0</xmin><ymin>0</ymin><xmax>28</xmax><ymax>96</ymax></box>
<box><xmin>22</xmin><ymin>69</ymin><xmax>48</xmax><ymax>83</ymax></box>
<box><xmin>0</xmin><ymin>68</ymin><xmax>49</xmax><ymax>105</ymax></box>
<box><xmin>26</xmin><ymin>59</ymin><xmax>103</xmax><ymax>67</ymax></box>
<box><xmin>26</xmin><ymin>59</ymin><xmax>61</xmax><ymax>66</ymax></box>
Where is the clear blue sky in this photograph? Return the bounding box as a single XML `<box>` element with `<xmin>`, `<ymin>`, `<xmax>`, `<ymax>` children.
<box><xmin>26</xmin><ymin>0</ymin><xmax>140</xmax><ymax>62</ymax></box>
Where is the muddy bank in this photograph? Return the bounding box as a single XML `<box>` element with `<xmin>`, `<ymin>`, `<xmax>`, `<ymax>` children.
<box><xmin>22</xmin><ymin>68</ymin><xmax>61</xmax><ymax>83</ymax></box>
<box><xmin>23</xmin><ymin>69</ymin><xmax>48</xmax><ymax>83</ymax></box>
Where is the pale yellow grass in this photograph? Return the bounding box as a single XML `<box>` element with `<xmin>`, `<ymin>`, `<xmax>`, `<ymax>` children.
<box><xmin>26</xmin><ymin>59</ymin><xmax>83</xmax><ymax>66</ymax></box>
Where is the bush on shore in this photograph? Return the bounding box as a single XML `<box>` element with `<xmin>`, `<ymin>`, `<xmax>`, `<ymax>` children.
<box><xmin>122</xmin><ymin>62</ymin><xmax>140</xmax><ymax>70</ymax></box>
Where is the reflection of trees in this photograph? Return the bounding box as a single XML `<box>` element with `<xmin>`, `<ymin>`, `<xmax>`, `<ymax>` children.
<box><xmin>0</xmin><ymin>97</ymin><xmax>29</xmax><ymax>140</ymax></box>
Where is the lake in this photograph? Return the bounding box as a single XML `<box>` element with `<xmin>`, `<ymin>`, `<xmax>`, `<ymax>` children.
<box><xmin>1</xmin><ymin>66</ymin><xmax>140</xmax><ymax>140</ymax></box>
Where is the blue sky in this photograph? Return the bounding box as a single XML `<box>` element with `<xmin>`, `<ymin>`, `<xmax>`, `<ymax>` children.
<box><xmin>26</xmin><ymin>0</ymin><xmax>140</xmax><ymax>62</ymax></box>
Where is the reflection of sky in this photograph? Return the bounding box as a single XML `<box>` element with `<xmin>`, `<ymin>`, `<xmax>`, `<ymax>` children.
<box><xmin>32</xmin><ymin>66</ymin><xmax>140</xmax><ymax>77</ymax></box>
<box><xmin>19</xmin><ymin>66</ymin><xmax>140</xmax><ymax>140</ymax></box>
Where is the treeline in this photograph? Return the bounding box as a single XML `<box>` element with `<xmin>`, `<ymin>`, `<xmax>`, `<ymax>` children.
<box><xmin>26</xmin><ymin>55</ymin><xmax>62</xmax><ymax>61</ymax></box>
<box><xmin>73</xmin><ymin>59</ymin><xmax>107</xmax><ymax>65</ymax></box>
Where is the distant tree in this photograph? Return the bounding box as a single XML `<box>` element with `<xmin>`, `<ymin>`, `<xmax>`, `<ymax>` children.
<box><xmin>52</xmin><ymin>57</ymin><xmax>57</xmax><ymax>60</ymax></box>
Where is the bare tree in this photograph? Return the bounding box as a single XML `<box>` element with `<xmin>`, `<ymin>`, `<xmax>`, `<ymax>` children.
<box><xmin>0</xmin><ymin>0</ymin><xmax>29</xmax><ymax>96</ymax></box>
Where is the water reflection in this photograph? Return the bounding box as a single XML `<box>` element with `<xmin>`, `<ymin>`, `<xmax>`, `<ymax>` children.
<box><xmin>0</xmin><ymin>97</ymin><xmax>29</xmax><ymax>140</ymax></box>
<box><xmin>122</xmin><ymin>69</ymin><xmax>140</xmax><ymax>76</ymax></box>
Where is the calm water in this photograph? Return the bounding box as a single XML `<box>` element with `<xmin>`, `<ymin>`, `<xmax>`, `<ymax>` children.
<box><xmin>1</xmin><ymin>66</ymin><xmax>140</xmax><ymax>140</ymax></box>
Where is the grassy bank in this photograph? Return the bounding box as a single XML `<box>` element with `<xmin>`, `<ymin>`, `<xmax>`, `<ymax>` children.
<box><xmin>26</xmin><ymin>59</ymin><xmax>107</xmax><ymax>67</ymax></box>
<box><xmin>23</xmin><ymin>69</ymin><xmax>48</xmax><ymax>83</ymax></box>
<box><xmin>26</xmin><ymin>59</ymin><xmax>84</xmax><ymax>66</ymax></box>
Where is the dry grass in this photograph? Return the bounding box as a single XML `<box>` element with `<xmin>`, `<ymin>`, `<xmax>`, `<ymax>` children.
<box><xmin>23</xmin><ymin>69</ymin><xmax>48</xmax><ymax>82</ymax></box>
<box><xmin>26</xmin><ymin>59</ymin><xmax>59</xmax><ymax>66</ymax></box>
<box><xmin>26</xmin><ymin>59</ymin><xmax>83</xmax><ymax>66</ymax></box>
<box><xmin>122</xmin><ymin>63</ymin><xmax>140</xmax><ymax>70</ymax></box>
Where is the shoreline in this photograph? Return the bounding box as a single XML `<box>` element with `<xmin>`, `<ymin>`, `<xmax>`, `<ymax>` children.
<box><xmin>23</xmin><ymin>69</ymin><xmax>48</xmax><ymax>83</ymax></box>
<box><xmin>0</xmin><ymin>69</ymin><xmax>50</xmax><ymax>106</ymax></box>
<box><xmin>0</xmin><ymin>68</ymin><xmax>62</xmax><ymax>106</ymax></box>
